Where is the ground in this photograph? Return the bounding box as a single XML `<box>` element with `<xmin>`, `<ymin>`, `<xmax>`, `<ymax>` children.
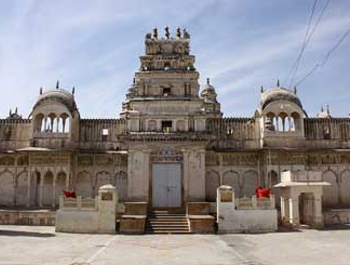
<box><xmin>1</xmin><ymin>226</ymin><xmax>350</xmax><ymax>265</ymax></box>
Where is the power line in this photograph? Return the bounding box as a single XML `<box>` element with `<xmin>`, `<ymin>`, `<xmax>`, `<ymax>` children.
<box><xmin>295</xmin><ymin>22</ymin><xmax>350</xmax><ymax>86</ymax></box>
<box><xmin>283</xmin><ymin>0</ymin><xmax>318</xmax><ymax>87</ymax></box>
<box><xmin>289</xmin><ymin>0</ymin><xmax>332</xmax><ymax>88</ymax></box>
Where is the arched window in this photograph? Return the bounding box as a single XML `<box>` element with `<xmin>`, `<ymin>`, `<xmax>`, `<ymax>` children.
<box><xmin>279</xmin><ymin>112</ymin><xmax>288</xmax><ymax>132</ymax></box>
<box><xmin>64</xmin><ymin>117</ymin><xmax>70</xmax><ymax>133</ymax></box>
<box><xmin>34</xmin><ymin>114</ymin><xmax>44</xmax><ymax>133</ymax></box>
<box><xmin>45</xmin><ymin>117</ymin><xmax>52</xmax><ymax>132</ymax></box>
<box><xmin>291</xmin><ymin>112</ymin><xmax>301</xmax><ymax>131</ymax></box>
<box><xmin>58</xmin><ymin>117</ymin><xmax>64</xmax><ymax>133</ymax></box>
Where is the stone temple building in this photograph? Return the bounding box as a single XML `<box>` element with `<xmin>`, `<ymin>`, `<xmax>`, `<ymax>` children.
<box><xmin>0</xmin><ymin>27</ymin><xmax>350</xmax><ymax>213</ymax></box>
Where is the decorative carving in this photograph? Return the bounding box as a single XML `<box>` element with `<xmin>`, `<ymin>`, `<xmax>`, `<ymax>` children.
<box><xmin>17</xmin><ymin>156</ymin><xmax>29</xmax><ymax>166</ymax></box>
<box><xmin>78</xmin><ymin>156</ymin><xmax>93</xmax><ymax>166</ymax></box>
<box><xmin>95</xmin><ymin>155</ymin><xmax>113</xmax><ymax>166</ymax></box>
<box><xmin>0</xmin><ymin>156</ymin><xmax>15</xmax><ymax>166</ymax></box>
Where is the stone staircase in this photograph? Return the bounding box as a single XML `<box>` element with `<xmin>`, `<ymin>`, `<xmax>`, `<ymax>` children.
<box><xmin>146</xmin><ymin>210</ymin><xmax>190</xmax><ymax>234</ymax></box>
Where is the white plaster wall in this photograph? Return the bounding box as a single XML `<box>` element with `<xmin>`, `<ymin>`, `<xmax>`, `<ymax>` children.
<box><xmin>218</xmin><ymin>203</ymin><xmax>278</xmax><ymax>233</ymax></box>
<box><xmin>56</xmin><ymin>210</ymin><xmax>99</xmax><ymax>233</ymax></box>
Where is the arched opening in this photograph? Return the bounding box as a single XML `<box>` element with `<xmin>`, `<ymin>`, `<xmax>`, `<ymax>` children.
<box><xmin>0</xmin><ymin>171</ymin><xmax>15</xmax><ymax>206</ymax></box>
<box><xmin>223</xmin><ymin>171</ymin><xmax>240</xmax><ymax>197</ymax></box>
<box><xmin>241</xmin><ymin>170</ymin><xmax>258</xmax><ymax>197</ymax></box>
<box><xmin>42</xmin><ymin>171</ymin><xmax>54</xmax><ymax>206</ymax></box>
<box><xmin>291</xmin><ymin>112</ymin><xmax>301</xmax><ymax>131</ymax></box>
<box><xmin>340</xmin><ymin>170</ymin><xmax>350</xmax><ymax>207</ymax></box>
<box><xmin>52</xmin><ymin>117</ymin><xmax>58</xmax><ymax>133</ymax></box>
<box><xmin>58</xmin><ymin>117</ymin><xmax>64</xmax><ymax>133</ymax></box>
<box><xmin>205</xmin><ymin>171</ymin><xmax>220</xmax><ymax>202</ymax></box>
<box><xmin>277</xmin><ymin>116</ymin><xmax>283</xmax><ymax>132</ymax></box>
<box><xmin>45</xmin><ymin>117</ymin><xmax>52</xmax><ymax>132</ymax></box>
<box><xmin>265</xmin><ymin>112</ymin><xmax>275</xmax><ymax>131</ymax></box>
<box><xmin>95</xmin><ymin>171</ymin><xmax>110</xmax><ymax>196</ymax></box>
<box><xmin>60</xmin><ymin>113</ymin><xmax>70</xmax><ymax>133</ymax></box>
<box><xmin>34</xmin><ymin>114</ymin><xmax>44</xmax><ymax>133</ymax></box>
<box><xmin>55</xmin><ymin>172</ymin><xmax>67</xmax><ymax>205</ymax></box>
<box><xmin>64</xmin><ymin>117</ymin><xmax>70</xmax><ymax>133</ymax></box>
<box><xmin>298</xmin><ymin>192</ymin><xmax>315</xmax><ymax>225</ymax></box>
<box><xmin>322</xmin><ymin>170</ymin><xmax>339</xmax><ymax>208</ymax></box>
<box><xmin>15</xmin><ymin>171</ymin><xmax>28</xmax><ymax>206</ymax></box>
<box><xmin>279</xmin><ymin>112</ymin><xmax>288</xmax><ymax>132</ymax></box>
<box><xmin>76</xmin><ymin>171</ymin><xmax>93</xmax><ymax>198</ymax></box>
<box><xmin>30</xmin><ymin>171</ymin><xmax>40</xmax><ymax>206</ymax></box>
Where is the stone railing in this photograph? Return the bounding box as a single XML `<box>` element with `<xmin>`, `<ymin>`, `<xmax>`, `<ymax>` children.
<box><xmin>59</xmin><ymin>196</ymin><xmax>98</xmax><ymax>211</ymax></box>
<box><xmin>235</xmin><ymin>195</ymin><xmax>275</xmax><ymax>210</ymax></box>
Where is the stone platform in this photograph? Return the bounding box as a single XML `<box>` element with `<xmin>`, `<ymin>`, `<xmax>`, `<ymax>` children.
<box><xmin>0</xmin><ymin>208</ymin><xmax>56</xmax><ymax>225</ymax></box>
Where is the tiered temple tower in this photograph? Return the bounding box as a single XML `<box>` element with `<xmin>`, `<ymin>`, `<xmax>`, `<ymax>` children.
<box><xmin>121</xmin><ymin>27</ymin><xmax>221</xmax><ymax>133</ymax></box>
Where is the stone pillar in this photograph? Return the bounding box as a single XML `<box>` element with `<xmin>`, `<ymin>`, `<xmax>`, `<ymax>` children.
<box><xmin>98</xmin><ymin>184</ymin><xmax>117</xmax><ymax>233</ymax></box>
<box><xmin>26</xmin><ymin>171</ymin><xmax>31</xmax><ymax>208</ymax></box>
<box><xmin>52</xmin><ymin>172</ymin><xmax>56</xmax><ymax>208</ymax></box>
<box><xmin>313</xmin><ymin>191</ymin><xmax>324</xmax><ymax>228</ymax></box>
<box><xmin>182</xmin><ymin>150</ymin><xmax>190</xmax><ymax>202</ymax></box>
<box><xmin>39</xmin><ymin>170</ymin><xmax>44</xmax><ymax>208</ymax></box>
<box><xmin>127</xmin><ymin>150</ymin><xmax>150</xmax><ymax>201</ymax></box>
<box><xmin>187</xmin><ymin>149</ymin><xmax>206</xmax><ymax>201</ymax></box>
<box><xmin>289</xmin><ymin>191</ymin><xmax>300</xmax><ymax>225</ymax></box>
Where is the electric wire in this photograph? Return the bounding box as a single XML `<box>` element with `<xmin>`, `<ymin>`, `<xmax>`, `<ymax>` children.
<box><xmin>283</xmin><ymin>0</ymin><xmax>318</xmax><ymax>88</ymax></box>
<box><xmin>289</xmin><ymin>0</ymin><xmax>332</xmax><ymax>88</ymax></box>
<box><xmin>295</xmin><ymin>22</ymin><xmax>350</xmax><ymax>86</ymax></box>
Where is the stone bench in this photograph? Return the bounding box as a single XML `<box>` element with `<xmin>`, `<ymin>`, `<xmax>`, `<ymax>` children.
<box><xmin>188</xmin><ymin>215</ymin><xmax>215</xmax><ymax>233</ymax></box>
<box><xmin>120</xmin><ymin>215</ymin><xmax>147</xmax><ymax>234</ymax></box>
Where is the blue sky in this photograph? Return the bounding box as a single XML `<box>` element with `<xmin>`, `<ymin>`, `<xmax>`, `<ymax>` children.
<box><xmin>0</xmin><ymin>0</ymin><xmax>349</xmax><ymax>118</ymax></box>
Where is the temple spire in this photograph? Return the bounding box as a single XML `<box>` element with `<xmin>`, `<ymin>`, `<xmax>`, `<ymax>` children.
<box><xmin>56</xmin><ymin>80</ymin><xmax>59</xmax><ymax>89</ymax></box>
<box><xmin>277</xmin><ymin>79</ymin><xmax>280</xmax><ymax>87</ymax></box>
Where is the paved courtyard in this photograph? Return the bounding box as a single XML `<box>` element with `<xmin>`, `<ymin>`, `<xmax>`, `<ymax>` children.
<box><xmin>1</xmin><ymin>225</ymin><xmax>350</xmax><ymax>265</ymax></box>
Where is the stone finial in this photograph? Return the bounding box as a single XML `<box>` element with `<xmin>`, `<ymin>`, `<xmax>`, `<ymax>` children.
<box><xmin>72</xmin><ymin>86</ymin><xmax>75</xmax><ymax>95</ymax></box>
<box><xmin>145</xmin><ymin>33</ymin><xmax>152</xmax><ymax>39</ymax></box>
<box><xmin>276</xmin><ymin>79</ymin><xmax>280</xmax><ymax>87</ymax></box>
<box><xmin>153</xmin><ymin>28</ymin><xmax>158</xmax><ymax>39</ymax></box>
<box><xmin>207</xmin><ymin>78</ymin><xmax>210</xmax><ymax>85</ymax></box>
<box><xmin>165</xmin><ymin>26</ymin><xmax>170</xmax><ymax>39</ymax></box>
<box><xmin>56</xmin><ymin>80</ymin><xmax>59</xmax><ymax>89</ymax></box>
<box><xmin>133</xmin><ymin>78</ymin><xmax>136</xmax><ymax>84</ymax></box>
<box><xmin>176</xmin><ymin>27</ymin><xmax>181</xmax><ymax>38</ymax></box>
<box><xmin>327</xmin><ymin>104</ymin><xmax>330</xmax><ymax>114</ymax></box>
<box><xmin>40</xmin><ymin>87</ymin><xmax>43</xmax><ymax>95</ymax></box>
<box><xmin>183</xmin><ymin>28</ymin><xmax>190</xmax><ymax>39</ymax></box>
<box><xmin>321</xmin><ymin>105</ymin><xmax>324</xmax><ymax>112</ymax></box>
<box><xmin>260</xmin><ymin>86</ymin><xmax>264</xmax><ymax>93</ymax></box>
<box><xmin>9</xmin><ymin>108</ymin><xmax>12</xmax><ymax>116</ymax></box>
<box><xmin>294</xmin><ymin>86</ymin><xmax>297</xmax><ymax>94</ymax></box>
<box><xmin>15</xmin><ymin>107</ymin><xmax>18</xmax><ymax>114</ymax></box>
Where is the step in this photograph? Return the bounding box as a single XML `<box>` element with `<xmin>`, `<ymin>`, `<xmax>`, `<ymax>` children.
<box><xmin>148</xmin><ymin>224</ymin><xmax>188</xmax><ymax>228</ymax></box>
<box><xmin>148</xmin><ymin>220</ymin><xmax>188</xmax><ymax>224</ymax></box>
<box><xmin>146</xmin><ymin>230</ymin><xmax>190</xmax><ymax>234</ymax></box>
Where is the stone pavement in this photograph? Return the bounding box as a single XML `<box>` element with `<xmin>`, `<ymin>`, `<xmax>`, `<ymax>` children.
<box><xmin>1</xmin><ymin>225</ymin><xmax>350</xmax><ymax>265</ymax></box>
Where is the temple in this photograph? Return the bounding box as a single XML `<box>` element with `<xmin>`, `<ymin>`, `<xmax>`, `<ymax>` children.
<box><xmin>1</xmin><ymin>28</ymin><xmax>350</xmax><ymax>227</ymax></box>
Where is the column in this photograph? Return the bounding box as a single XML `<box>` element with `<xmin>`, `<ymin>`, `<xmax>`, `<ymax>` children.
<box><xmin>39</xmin><ymin>170</ymin><xmax>44</xmax><ymax>208</ymax></box>
<box><xmin>27</xmin><ymin>171</ymin><xmax>31</xmax><ymax>208</ymax></box>
<box><xmin>52</xmin><ymin>172</ymin><xmax>56</xmax><ymax>208</ymax></box>
<box><xmin>313</xmin><ymin>191</ymin><xmax>324</xmax><ymax>228</ymax></box>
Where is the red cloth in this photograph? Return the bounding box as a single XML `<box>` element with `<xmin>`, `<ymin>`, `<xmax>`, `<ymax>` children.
<box><xmin>255</xmin><ymin>186</ymin><xmax>271</xmax><ymax>198</ymax></box>
<box><xmin>63</xmin><ymin>190</ymin><xmax>76</xmax><ymax>198</ymax></box>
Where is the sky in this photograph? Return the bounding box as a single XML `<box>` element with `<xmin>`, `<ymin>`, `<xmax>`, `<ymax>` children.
<box><xmin>0</xmin><ymin>0</ymin><xmax>349</xmax><ymax>119</ymax></box>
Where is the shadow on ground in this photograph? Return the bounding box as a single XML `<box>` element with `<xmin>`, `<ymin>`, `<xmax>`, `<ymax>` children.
<box><xmin>0</xmin><ymin>229</ymin><xmax>55</xmax><ymax>237</ymax></box>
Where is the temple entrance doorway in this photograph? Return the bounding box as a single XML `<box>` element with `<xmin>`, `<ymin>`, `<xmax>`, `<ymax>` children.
<box><xmin>299</xmin><ymin>192</ymin><xmax>315</xmax><ymax>226</ymax></box>
<box><xmin>152</xmin><ymin>163</ymin><xmax>182</xmax><ymax>208</ymax></box>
